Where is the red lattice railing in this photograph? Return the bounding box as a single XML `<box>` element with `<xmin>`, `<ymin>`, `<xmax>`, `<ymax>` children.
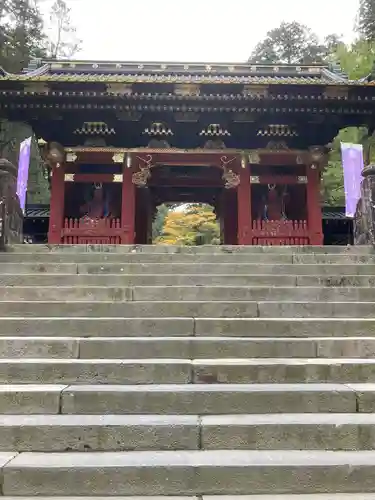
<box><xmin>62</xmin><ymin>217</ymin><xmax>122</xmax><ymax>244</ymax></box>
<box><xmin>252</xmin><ymin>219</ymin><xmax>310</xmax><ymax>245</ymax></box>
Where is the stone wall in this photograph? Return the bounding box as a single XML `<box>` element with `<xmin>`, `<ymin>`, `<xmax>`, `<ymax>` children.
<box><xmin>354</xmin><ymin>164</ymin><xmax>375</xmax><ymax>245</ymax></box>
<box><xmin>0</xmin><ymin>159</ymin><xmax>23</xmax><ymax>247</ymax></box>
<box><xmin>0</xmin><ymin>120</ymin><xmax>50</xmax><ymax>204</ymax></box>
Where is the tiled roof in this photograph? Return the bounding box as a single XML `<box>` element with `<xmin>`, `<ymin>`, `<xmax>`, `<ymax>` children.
<box><xmin>0</xmin><ymin>59</ymin><xmax>351</xmax><ymax>85</ymax></box>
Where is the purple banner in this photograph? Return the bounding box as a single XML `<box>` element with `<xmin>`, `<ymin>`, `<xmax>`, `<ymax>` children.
<box><xmin>341</xmin><ymin>142</ymin><xmax>364</xmax><ymax>218</ymax></box>
<box><xmin>16</xmin><ymin>137</ymin><xmax>32</xmax><ymax>214</ymax></box>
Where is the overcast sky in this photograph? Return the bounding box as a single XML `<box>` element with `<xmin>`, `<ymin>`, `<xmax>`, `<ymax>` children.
<box><xmin>45</xmin><ymin>0</ymin><xmax>360</xmax><ymax>62</ymax></box>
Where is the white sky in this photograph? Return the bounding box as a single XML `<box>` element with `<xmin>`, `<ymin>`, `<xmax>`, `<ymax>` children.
<box><xmin>44</xmin><ymin>0</ymin><xmax>360</xmax><ymax>62</ymax></box>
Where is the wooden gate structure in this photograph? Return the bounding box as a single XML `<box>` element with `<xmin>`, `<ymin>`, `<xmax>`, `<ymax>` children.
<box><xmin>0</xmin><ymin>58</ymin><xmax>374</xmax><ymax>245</ymax></box>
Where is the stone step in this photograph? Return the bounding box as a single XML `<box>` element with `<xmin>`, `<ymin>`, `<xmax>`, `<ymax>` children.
<box><xmin>0</xmin><ymin>384</ymin><xmax>361</xmax><ymax>415</ymax></box>
<box><xmin>0</xmin><ymin>336</ymin><xmax>374</xmax><ymax>359</ymax></box>
<box><xmin>195</xmin><ymin>318</ymin><xmax>375</xmax><ymax>337</ymax></box>
<box><xmin>0</xmin><ymin>301</ymin><xmax>259</xmax><ymax>318</ymax></box>
<box><xmin>0</xmin><ymin>274</ymin><xmax>298</xmax><ymax>287</ymax></box>
<box><xmin>3</xmin><ymin>413</ymin><xmax>375</xmax><ymax>452</ymax></box>
<box><xmin>3</xmin><ymin>274</ymin><xmax>375</xmax><ymax>288</ymax></box>
<box><xmin>0</xmin><ymin>300</ymin><xmax>374</xmax><ymax>318</ymax></box>
<box><xmin>2</xmin><ymin>252</ymin><xmax>375</xmax><ymax>264</ymax></box>
<box><xmin>5</xmin><ymin>450</ymin><xmax>375</xmax><ymax>495</ymax></box>
<box><xmin>3</xmin><ymin>262</ymin><xmax>375</xmax><ymax>275</ymax></box>
<box><xmin>193</xmin><ymin>358</ymin><xmax>375</xmax><ymax>384</ymax></box>
<box><xmin>0</xmin><ymin>414</ymin><xmax>199</xmax><ymax>452</ymax></box>
<box><xmin>0</xmin><ymin>359</ymin><xmax>191</xmax><ymax>384</ymax></box>
<box><xmin>0</xmin><ymin>385</ymin><xmax>64</xmax><ymax>414</ymax></box>
<box><xmin>202</xmin><ymin>413</ymin><xmax>375</xmax><ymax>450</ymax></box>
<box><xmin>1</xmin><ymin>497</ymin><xmax>371</xmax><ymax>500</ymax></box>
<box><xmin>9</xmin><ymin>243</ymin><xmax>375</xmax><ymax>254</ymax></box>
<box><xmin>61</xmin><ymin>383</ymin><xmax>357</xmax><ymax>414</ymax></box>
<box><xmin>205</xmin><ymin>495</ymin><xmax>375</xmax><ymax>499</ymax></box>
<box><xmin>3</xmin><ymin>358</ymin><xmax>375</xmax><ymax>384</ymax></box>
<box><xmin>75</xmin><ymin>263</ymin><xmax>375</xmax><ymax>276</ymax></box>
<box><xmin>0</xmin><ymin>317</ymin><xmax>195</xmax><ymax>337</ymax></box>
<box><xmin>4</xmin><ymin>286</ymin><xmax>375</xmax><ymax>302</ymax></box>
<box><xmin>1</xmin><ymin>317</ymin><xmax>375</xmax><ymax>337</ymax></box>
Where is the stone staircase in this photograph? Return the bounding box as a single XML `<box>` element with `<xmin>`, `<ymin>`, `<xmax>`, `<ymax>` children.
<box><xmin>1</xmin><ymin>245</ymin><xmax>375</xmax><ymax>497</ymax></box>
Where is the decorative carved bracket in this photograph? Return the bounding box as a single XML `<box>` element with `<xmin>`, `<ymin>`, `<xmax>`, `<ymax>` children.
<box><xmin>220</xmin><ymin>156</ymin><xmax>239</xmax><ymax>189</ymax></box>
<box><xmin>132</xmin><ymin>155</ymin><xmax>153</xmax><ymax>187</ymax></box>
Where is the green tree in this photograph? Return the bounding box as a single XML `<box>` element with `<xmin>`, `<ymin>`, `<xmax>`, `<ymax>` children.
<box><xmin>249</xmin><ymin>22</ymin><xmax>336</xmax><ymax>64</ymax></box>
<box><xmin>152</xmin><ymin>204</ymin><xmax>169</xmax><ymax>241</ymax></box>
<box><xmin>334</xmin><ymin>39</ymin><xmax>375</xmax><ymax>79</ymax></box>
<box><xmin>2</xmin><ymin>0</ymin><xmax>46</xmax><ymax>73</ymax></box>
<box><xmin>156</xmin><ymin>204</ymin><xmax>220</xmax><ymax>246</ymax></box>
<box><xmin>358</xmin><ymin>0</ymin><xmax>375</xmax><ymax>41</ymax></box>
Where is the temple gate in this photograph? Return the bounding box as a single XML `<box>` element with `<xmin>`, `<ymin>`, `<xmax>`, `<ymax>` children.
<box><xmin>0</xmin><ymin>59</ymin><xmax>374</xmax><ymax>245</ymax></box>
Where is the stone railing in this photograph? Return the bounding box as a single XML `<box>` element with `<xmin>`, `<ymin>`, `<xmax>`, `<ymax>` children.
<box><xmin>0</xmin><ymin>159</ymin><xmax>23</xmax><ymax>249</ymax></box>
<box><xmin>354</xmin><ymin>164</ymin><xmax>375</xmax><ymax>245</ymax></box>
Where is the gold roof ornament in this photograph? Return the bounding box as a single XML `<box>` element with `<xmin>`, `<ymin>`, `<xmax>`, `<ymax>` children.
<box><xmin>74</xmin><ymin>122</ymin><xmax>115</xmax><ymax>136</ymax></box>
<box><xmin>200</xmin><ymin>124</ymin><xmax>231</xmax><ymax>137</ymax></box>
<box><xmin>143</xmin><ymin>122</ymin><xmax>173</xmax><ymax>136</ymax></box>
<box><xmin>257</xmin><ymin>124</ymin><xmax>298</xmax><ymax>137</ymax></box>
<box><xmin>266</xmin><ymin>140</ymin><xmax>290</xmax><ymax>151</ymax></box>
<box><xmin>248</xmin><ymin>151</ymin><xmax>260</xmax><ymax>164</ymax></box>
<box><xmin>112</xmin><ymin>152</ymin><xmax>124</xmax><ymax>164</ymax></box>
<box><xmin>66</xmin><ymin>152</ymin><xmax>77</xmax><ymax>163</ymax></box>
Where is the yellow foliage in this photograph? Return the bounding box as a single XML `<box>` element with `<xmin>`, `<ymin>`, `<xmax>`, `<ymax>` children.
<box><xmin>155</xmin><ymin>204</ymin><xmax>220</xmax><ymax>246</ymax></box>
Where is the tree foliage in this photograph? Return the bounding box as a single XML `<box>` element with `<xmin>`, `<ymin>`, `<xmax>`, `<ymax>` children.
<box><xmin>155</xmin><ymin>204</ymin><xmax>220</xmax><ymax>246</ymax></box>
<box><xmin>249</xmin><ymin>22</ymin><xmax>337</xmax><ymax>64</ymax></box>
<box><xmin>0</xmin><ymin>0</ymin><xmax>46</xmax><ymax>73</ymax></box>
<box><xmin>358</xmin><ymin>0</ymin><xmax>375</xmax><ymax>42</ymax></box>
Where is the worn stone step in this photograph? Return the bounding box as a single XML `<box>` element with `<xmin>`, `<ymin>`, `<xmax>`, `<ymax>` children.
<box><xmin>0</xmin><ymin>415</ymin><xmax>199</xmax><ymax>451</ymax></box>
<box><xmin>0</xmin><ymin>317</ymin><xmax>195</xmax><ymax>337</ymax></box>
<box><xmin>194</xmin><ymin>359</ymin><xmax>375</xmax><ymax>384</ymax></box>
<box><xmin>4</xmin><ymin>413</ymin><xmax>375</xmax><ymax>452</ymax></box>
<box><xmin>76</xmin><ymin>263</ymin><xmax>375</xmax><ymax>275</ymax></box>
<box><xmin>0</xmin><ymin>300</ymin><xmax>374</xmax><ymax>318</ymax></box>
<box><xmin>1</xmin><ymin>358</ymin><xmax>375</xmax><ymax>384</ymax></box>
<box><xmin>5</xmin><ymin>286</ymin><xmax>375</xmax><ymax>302</ymax></box>
<box><xmin>0</xmin><ymin>252</ymin><xmax>297</xmax><ymax>264</ymax></box>
<box><xmin>195</xmin><ymin>318</ymin><xmax>375</xmax><ymax>337</ymax></box>
<box><xmin>0</xmin><ymin>273</ymin><xmax>298</xmax><ymax>287</ymax></box>
<box><xmin>0</xmin><ymin>359</ymin><xmax>191</xmax><ymax>384</ymax></box>
<box><xmin>201</xmin><ymin>413</ymin><xmax>375</xmax><ymax>450</ymax></box>
<box><xmin>0</xmin><ymin>301</ymin><xmax>260</xmax><ymax>318</ymax></box>
<box><xmin>1</xmin><ymin>317</ymin><xmax>374</xmax><ymax>338</ymax></box>
<box><xmin>3</xmin><ymin>252</ymin><xmax>375</xmax><ymax>264</ymax></box>
<box><xmin>258</xmin><ymin>301</ymin><xmax>375</xmax><ymax>318</ymax></box>
<box><xmin>5</xmin><ymin>450</ymin><xmax>375</xmax><ymax>495</ymax></box>
<box><xmin>0</xmin><ymin>337</ymin><xmax>79</xmax><ymax>358</ymax></box>
<box><xmin>204</xmin><ymin>495</ymin><xmax>375</xmax><ymax>499</ymax></box>
<box><xmin>61</xmin><ymin>384</ymin><xmax>356</xmax><ymax>414</ymax></box>
<box><xmin>9</xmin><ymin>243</ymin><xmax>375</xmax><ymax>254</ymax></box>
<box><xmin>0</xmin><ymin>385</ymin><xmax>64</xmax><ymax>414</ymax></box>
<box><xmin>0</xmin><ymin>336</ymin><xmax>374</xmax><ymax>359</ymax></box>
<box><xmin>79</xmin><ymin>337</ymin><xmax>319</xmax><ymax>359</ymax></box>
<box><xmin>4</xmin><ymin>273</ymin><xmax>375</xmax><ymax>287</ymax></box>
<box><xmin>77</xmin><ymin>337</ymin><xmax>375</xmax><ymax>360</ymax></box>
<box><xmin>132</xmin><ymin>286</ymin><xmax>375</xmax><ymax>303</ymax></box>
<box><xmin>3</xmin><ymin>262</ymin><xmax>375</xmax><ymax>275</ymax></box>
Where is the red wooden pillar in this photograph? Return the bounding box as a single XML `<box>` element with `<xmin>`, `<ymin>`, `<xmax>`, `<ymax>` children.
<box><xmin>48</xmin><ymin>164</ymin><xmax>65</xmax><ymax>244</ymax></box>
<box><xmin>121</xmin><ymin>167</ymin><xmax>135</xmax><ymax>244</ymax></box>
<box><xmin>306</xmin><ymin>165</ymin><xmax>323</xmax><ymax>245</ymax></box>
<box><xmin>237</xmin><ymin>162</ymin><xmax>252</xmax><ymax>245</ymax></box>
